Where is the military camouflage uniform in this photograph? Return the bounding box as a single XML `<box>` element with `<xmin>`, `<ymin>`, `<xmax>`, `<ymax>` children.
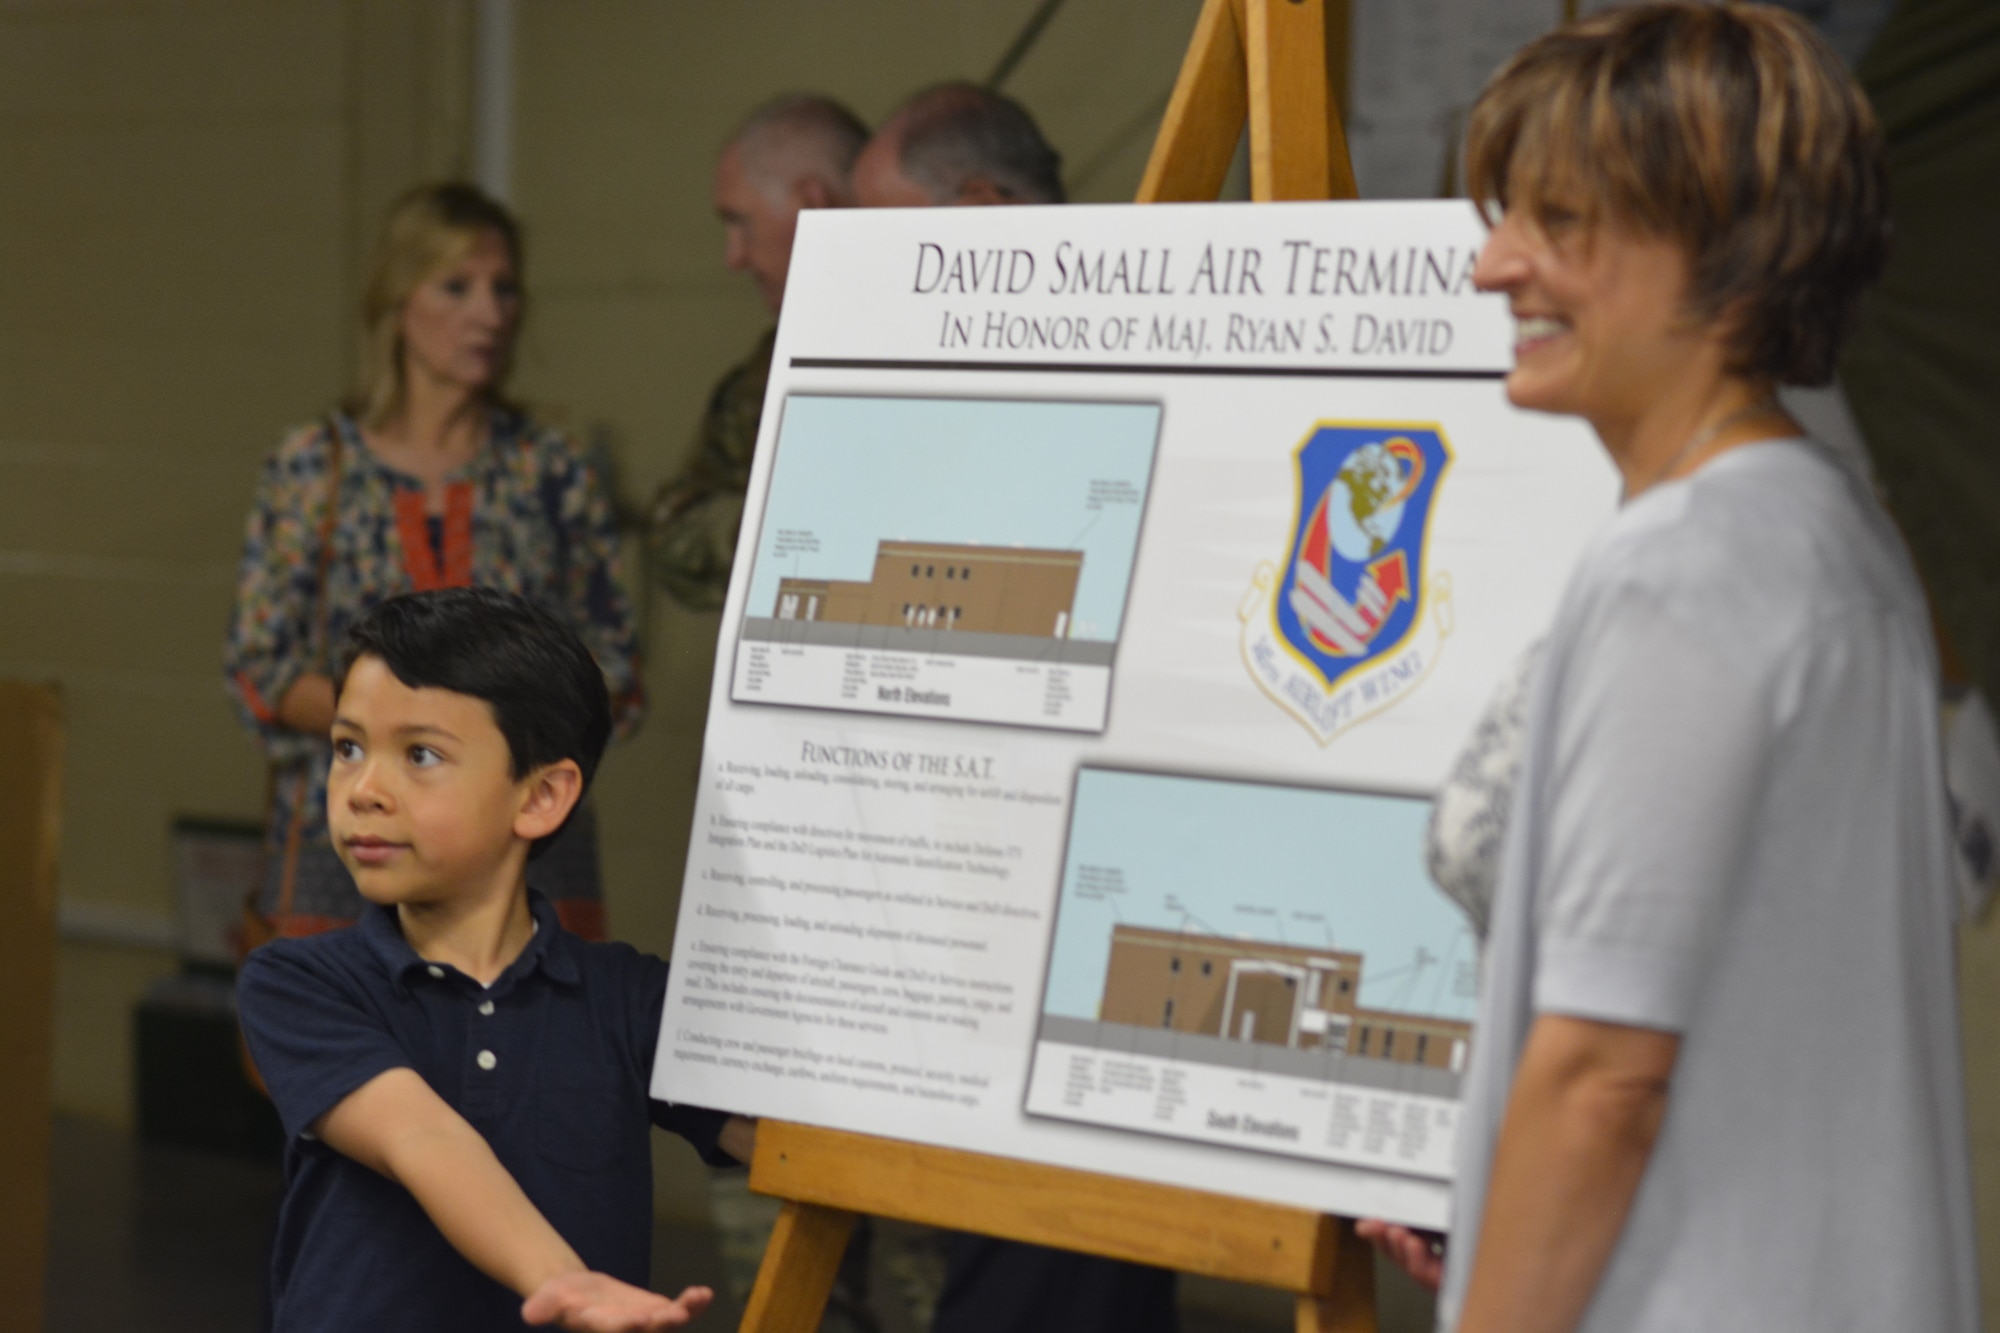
<box><xmin>646</xmin><ymin>329</ymin><xmax>774</xmax><ymax>610</ymax></box>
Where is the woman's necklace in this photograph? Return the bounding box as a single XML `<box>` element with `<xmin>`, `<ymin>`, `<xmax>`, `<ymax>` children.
<box><xmin>1622</xmin><ymin>396</ymin><xmax>1781</xmax><ymax>502</ymax></box>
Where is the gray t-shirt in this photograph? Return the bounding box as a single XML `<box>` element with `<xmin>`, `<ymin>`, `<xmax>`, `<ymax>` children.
<box><xmin>1438</xmin><ymin>439</ymin><xmax>1979</xmax><ymax>1332</ymax></box>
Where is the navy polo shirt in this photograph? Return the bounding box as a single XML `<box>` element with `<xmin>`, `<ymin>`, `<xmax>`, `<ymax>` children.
<box><xmin>237</xmin><ymin>891</ymin><xmax>731</xmax><ymax>1333</ymax></box>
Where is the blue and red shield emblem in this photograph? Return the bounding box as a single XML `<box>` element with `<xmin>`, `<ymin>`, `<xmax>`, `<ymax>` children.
<box><xmin>1277</xmin><ymin>425</ymin><xmax>1451</xmax><ymax>693</ymax></box>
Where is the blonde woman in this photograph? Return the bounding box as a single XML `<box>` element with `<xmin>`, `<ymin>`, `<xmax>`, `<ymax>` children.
<box><xmin>226</xmin><ymin>183</ymin><xmax>640</xmax><ymax>942</ymax></box>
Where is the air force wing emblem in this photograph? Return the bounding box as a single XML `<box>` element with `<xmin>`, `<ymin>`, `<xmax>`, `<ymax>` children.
<box><xmin>1240</xmin><ymin>423</ymin><xmax>1454</xmax><ymax>745</ymax></box>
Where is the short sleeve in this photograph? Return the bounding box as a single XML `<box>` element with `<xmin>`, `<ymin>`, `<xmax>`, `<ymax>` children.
<box><xmin>628</xmin><ymin>950</ymin><xmax>734</xmax><ymax>1165</ymax></box>
<box><xmin>1533</xmin><ymin>585</ymin><xmax>1772</xmax><ymax>1030</ymax></box>
<box><xmin>237</xmin><ymin>941</ymin><xmax>412</xmax><ymax>1142</ymax></box>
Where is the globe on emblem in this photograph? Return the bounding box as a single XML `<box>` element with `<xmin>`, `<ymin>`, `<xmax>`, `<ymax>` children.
<box><xmin>1327</xmin><ymin>437</ymin><xmax>1426</xmax><ymax>561</ymax></box>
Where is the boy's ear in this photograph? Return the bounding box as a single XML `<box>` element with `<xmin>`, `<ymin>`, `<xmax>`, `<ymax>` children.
<box><xmin>514</xmin><ymin>760</ymin><xmax>584</xmax><ymax>845</ymax></box>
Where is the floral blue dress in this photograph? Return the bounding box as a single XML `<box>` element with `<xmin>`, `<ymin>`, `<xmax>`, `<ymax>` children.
<box><xmin>224</xmin><ymin>408</ymin><xmax>643</xmax><ymax>938</ymax></box>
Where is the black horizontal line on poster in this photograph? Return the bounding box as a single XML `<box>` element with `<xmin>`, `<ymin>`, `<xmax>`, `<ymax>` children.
<box><xmin>791</xmin><ymin>357</ymin><xmax>1510</xmax><ymax>381</ymax></box>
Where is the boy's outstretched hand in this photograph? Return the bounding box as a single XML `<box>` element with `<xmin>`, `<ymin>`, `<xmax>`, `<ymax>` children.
<box><xmin>523</xmin><ymin>1273</ymin><xmax>713</xmax><ymax>1331</ymax></box>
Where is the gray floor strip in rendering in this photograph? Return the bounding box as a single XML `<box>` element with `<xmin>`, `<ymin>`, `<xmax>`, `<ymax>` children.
<box><xmin>741</xmin><ymin>617</ymin><xmax>1118</xmax><ymax>666</ymax></box>
<box><xmin>1036</xmin><ymin>1014</ymin><xmax>1463</xmax><ymax>1099</ymax></box>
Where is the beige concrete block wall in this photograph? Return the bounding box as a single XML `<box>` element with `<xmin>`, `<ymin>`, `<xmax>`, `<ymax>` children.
<box><xmin>0</xmin><ymin>0</ymin><xmax>475</xmax><ymax>1127</ymax></box>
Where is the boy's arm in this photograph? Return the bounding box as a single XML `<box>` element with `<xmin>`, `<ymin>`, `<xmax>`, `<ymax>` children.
<box><xmin>317</xmin><ymin>1067</ymin><xmax>711</xmax><ymax>1330</ymax></box>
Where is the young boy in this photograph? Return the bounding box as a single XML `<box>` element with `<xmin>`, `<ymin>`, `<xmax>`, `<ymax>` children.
<box><xmin>238</xmin><ymin>587</ymin><xmax>751</xmax><ymax>1332</ymax></box>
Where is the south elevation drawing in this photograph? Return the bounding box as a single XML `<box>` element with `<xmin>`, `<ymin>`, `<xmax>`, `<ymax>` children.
<box><xmin>1030</xmin><ymin>768</ymin><xmax>1478</xmax><ymax>1107</ymax></box>
<box><xmin>1099</xmin><ymin>924</ymin><xmax>1471</xmax><ymax>1074</ymax></box>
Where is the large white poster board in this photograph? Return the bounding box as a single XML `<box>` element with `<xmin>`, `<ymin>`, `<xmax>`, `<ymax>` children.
<box><xmin>655</xmin><ymin>200</ymin><xmax>1616</xmax><ymax>1228</ymax></box>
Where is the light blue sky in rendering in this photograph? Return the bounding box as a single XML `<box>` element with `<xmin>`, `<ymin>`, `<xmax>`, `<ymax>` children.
<box><xmin>743</xmin><ymin>395</ymin><xmax>1161</xmax><ymax>641</ymax></box>
<box><xmin>1042</xmin><ymin>769</ymin><xmax>1477</xmax><ymax>1024</ymax></box>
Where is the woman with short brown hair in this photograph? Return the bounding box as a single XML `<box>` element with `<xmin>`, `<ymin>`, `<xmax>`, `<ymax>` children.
<box><xmin>225</xmin><ymin>184</ymin><xmax>640</xmax><ymax>941</ymax></box>
<box><xmin>1462</xmin><ymin>0</ymin><xmax>1888</xmax><ymax>392</ymax></box>
<box><xmin>1363</xmin><ymin>6</ymin><xmax>1976</xmax><ymax>1331</ymax></box>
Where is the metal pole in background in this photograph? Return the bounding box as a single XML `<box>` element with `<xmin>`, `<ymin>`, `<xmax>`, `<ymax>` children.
<box><xmin>474</xmin><ymin>0</ymin><xmax>515</xmax><ymax>200</ymax></box>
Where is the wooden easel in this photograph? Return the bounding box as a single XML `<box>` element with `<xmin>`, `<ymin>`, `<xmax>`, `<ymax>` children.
<box><xmin>0</xmin><ymin>683</ymin><xmax>61</xmax><ymax>1329</ymax></box>
<box><xmin>1137</xmin><ymin>0</ymin><xmax>1357</xmax><ymax>205</ymax></box>
<box><xmin>740</xmin><ymin>4</ymin><xmax>1377</xmax><ymax>1330</ymax></box>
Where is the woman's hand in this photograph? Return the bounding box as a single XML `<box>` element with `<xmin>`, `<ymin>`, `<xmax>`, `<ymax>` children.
<box><xmin>522</xmin><ymin>1274</ymin><xmax>713</xmax><ymax>1331</ymax></box>
<box><xmin>1355</xmin><ymin>1218</ymin><xmax>1446</xmax><ymax>1291</ymax></box>
<box><xmin>718</xmin><ymin>1115</ymin><xmax>757</xmax><ymax>1165</ymax></box>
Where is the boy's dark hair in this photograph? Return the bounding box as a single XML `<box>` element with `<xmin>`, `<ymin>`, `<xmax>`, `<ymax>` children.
<box><xmin>338</xmin><ymin>588</ymin><xmax>612</xmax><ymax>857</ymax></box>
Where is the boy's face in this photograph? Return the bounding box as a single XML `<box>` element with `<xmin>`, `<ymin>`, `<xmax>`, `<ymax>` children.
<box><xmin>328</xmin><ymin>655</ymin><xmax>562</xmax><ymax>907</ymax></box>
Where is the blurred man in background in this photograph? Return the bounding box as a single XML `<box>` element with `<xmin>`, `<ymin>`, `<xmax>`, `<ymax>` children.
<box><xmin>646</xmin><ymin>93</ymin><xmax>867</xmax><ymax>611</ymax></box>
<box><xmin>852</xmin><ymin>81</ymin><xmax>1065</xmax><ymax>208</ymax></box>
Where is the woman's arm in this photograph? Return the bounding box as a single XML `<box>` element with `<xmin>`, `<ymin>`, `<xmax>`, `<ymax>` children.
<box><xmin>318</xmin><ymin>1067</ymin><xmax>710</xmax><ymax>1330</ymax></box>
<box><xmin>1454</xmin><ymin>1014</ymin><xmax>1678</xmax><ymax>1333</ymax></box>
<box><xmin>225</xmin><ymin>425</ymin><xmax>342</xmax><ymax>746</ymax></box>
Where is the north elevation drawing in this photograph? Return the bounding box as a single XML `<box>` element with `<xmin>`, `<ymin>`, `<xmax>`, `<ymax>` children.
<box><xmin>775</xmin><ymin>540</ymin><xmax>1083</xmax><ymax>638</ymax></box>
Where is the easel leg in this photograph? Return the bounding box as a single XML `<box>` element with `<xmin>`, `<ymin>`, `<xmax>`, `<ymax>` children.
<box><xmin>1135</xmin><ymin>0</ymin><xmax>1246</xmax><ymax>203</ymax></box>
<box><xmin>1294</xmin><ymin>1220</ymin><xmax>1378</xmax><ymax>1333</ymax></box>
<box><xmin>739</xmin><ymin>1201</ymin><xmax>858</xmax><ymax>1333</ymax></box>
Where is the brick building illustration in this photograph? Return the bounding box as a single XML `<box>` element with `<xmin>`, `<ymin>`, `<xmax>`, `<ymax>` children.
<box><xmin>775</xmin><ymin>540</ymin><xmax>1084</xmax><ymax>638</ymax></box>
<box><xmin>1097</xmin><ymin>924</ymin><xmax>1471</xmax><ymax>1073</ymax></box>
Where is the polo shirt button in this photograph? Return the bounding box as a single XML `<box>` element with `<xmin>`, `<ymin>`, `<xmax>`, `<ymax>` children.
<box><xmin>478</xmin><ymin>1000</ymin><xmax>495</xmax><ymax>1016</ymax></box>
<box><xmin>476</xmin><ymin>1050</ymin><xmax>498</xmax><ymax>1071</ymax></box>
<box><xmin>427</xmin><ymin>966</ymin><xmax>445</xmax><ymax>980</ymax></box>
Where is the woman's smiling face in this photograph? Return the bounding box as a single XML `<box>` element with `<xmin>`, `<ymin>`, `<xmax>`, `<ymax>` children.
<box><xmin>1471</xmin><ymin>203</ymin><xmax>1705</xmax><ymax>432</ymax></box>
